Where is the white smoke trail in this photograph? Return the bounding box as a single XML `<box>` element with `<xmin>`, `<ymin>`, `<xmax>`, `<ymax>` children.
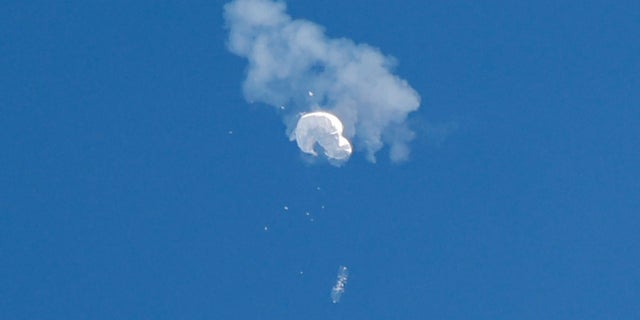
<box><xmin>224</xmin><ymin>0</ymin><xmax>421</xmax><ymax>162</ymax></box>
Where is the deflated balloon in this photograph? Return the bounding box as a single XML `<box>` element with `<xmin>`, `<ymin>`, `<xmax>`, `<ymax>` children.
<box><xmin>292</xmin><ymin>112</ymin><xmax>352</xmax><ymax>160</ymax></box>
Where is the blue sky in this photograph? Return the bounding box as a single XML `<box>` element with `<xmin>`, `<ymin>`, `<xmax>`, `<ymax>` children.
<box><xmin>1</xmin><ymin>1</ymin><xmax>639</xmax><ymax>319</ymax></box>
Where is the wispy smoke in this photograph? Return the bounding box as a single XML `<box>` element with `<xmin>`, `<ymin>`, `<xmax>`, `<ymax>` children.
<box><xmin>224</xmin><ymin>0</ymin><xmax>421</xmax><ymax>162</ymax></box>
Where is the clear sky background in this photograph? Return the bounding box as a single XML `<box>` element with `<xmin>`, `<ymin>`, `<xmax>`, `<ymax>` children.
<box><xmin>1</xmin><ymin>1</ymin><xmax>639</xmax><ymax>319</ymax></box>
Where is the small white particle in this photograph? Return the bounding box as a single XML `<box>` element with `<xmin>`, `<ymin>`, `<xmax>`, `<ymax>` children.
<box><xmin>264</xmin><ymin>226</ymin><xmax>269</xmax><ymax>231</ymax></box>
<box><xmin>228</xmin><ymin>130</ymin><xmax>233</xmax><ymax>134</ymax></box>
<box><xmin>308</xmin><ymin>91</ymin><xmax>314</xmax><ymax>97</ymax></box>
<box><xmin>283</xmin><ymin>206</ymin><xmax>289</xmax><ymax>211</ymax></box>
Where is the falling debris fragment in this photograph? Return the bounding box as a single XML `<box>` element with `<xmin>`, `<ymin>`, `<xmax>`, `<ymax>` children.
<box><xmin>283</xmin><ymin>206</ymin><xmax>289</xmax><ymax>211</ymax></box>
<box><xmin>264</xmin><ymin>226</ymin><xmax>269</xmax><ymax>231</ymax></box>
<box><xmin>331</xmin><ymin>265</ymin><xmax>349</xmax><ymax>303</ymax></box>
<box><xmin>308</xmin><ymin>91</ymin><xmax>314</xmax><ymax>97</ymax></box>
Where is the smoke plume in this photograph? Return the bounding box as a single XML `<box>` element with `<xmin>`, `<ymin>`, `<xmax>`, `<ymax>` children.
<box><xmin>224</xmin><ymin>0</ymin><xmax>421</xmax><ymax>162</ymax></box>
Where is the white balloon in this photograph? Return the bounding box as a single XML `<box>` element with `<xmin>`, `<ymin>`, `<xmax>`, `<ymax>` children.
<box><xmin>293</xmin><ymin>112</ymin><xmax>352</xmax><ymax>160</ymax></box>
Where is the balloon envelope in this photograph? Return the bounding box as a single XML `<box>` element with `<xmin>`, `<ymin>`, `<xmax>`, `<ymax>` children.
<box><xmin>293</xmin><ymin>111</ymin><xmax>352</xmax><ymax>160</ymax></box>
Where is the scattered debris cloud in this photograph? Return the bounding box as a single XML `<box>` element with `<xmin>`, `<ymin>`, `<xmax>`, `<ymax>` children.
<box><xmin>224</xmin><ymin>0</ymin><xmax>421</xmax><ymax>162</ymax></box>
<box><xmin>331</xmin><ymin>265</ymin><xmax>349</xmax><ymax>303</ymax></box>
